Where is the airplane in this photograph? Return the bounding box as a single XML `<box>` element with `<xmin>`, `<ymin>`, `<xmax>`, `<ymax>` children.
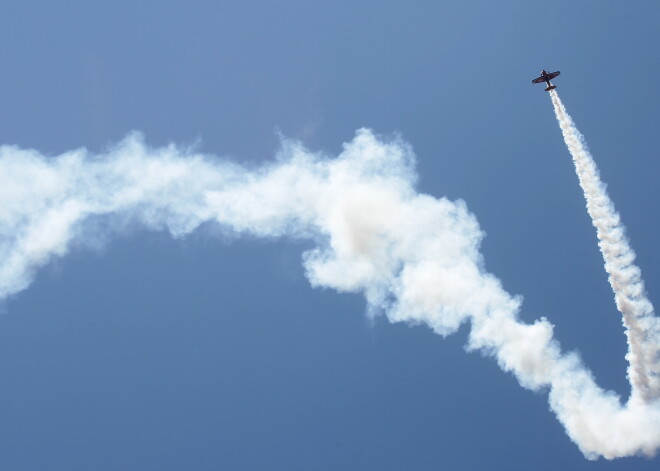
<box><xmin>532</xmin><ymin>70</ymin><xmax>560</xmax><ymax>91</ymax></box>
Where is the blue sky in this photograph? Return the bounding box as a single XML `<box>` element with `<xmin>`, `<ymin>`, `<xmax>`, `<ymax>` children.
<box><xmin>0</xmin><ymin>1</ymin><xmax>658</xmax><ymax>469</ymax></box>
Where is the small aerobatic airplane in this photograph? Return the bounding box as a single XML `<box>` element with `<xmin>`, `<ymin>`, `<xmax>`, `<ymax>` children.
<box><xmin>532</xmin><ymin>70</ymin><xmax>561</xmax><ymax>91</ymax></box>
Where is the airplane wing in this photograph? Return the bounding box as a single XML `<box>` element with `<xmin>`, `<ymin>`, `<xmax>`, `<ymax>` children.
<box><xmin>547</xmin><ymin>71</ymin><xmax>560</xmax><ymax>79</ymax></box>
<box><xmin>532</xmin><ymin>76</ymin><xmax>546</xmax><ymax>84</ymax></box>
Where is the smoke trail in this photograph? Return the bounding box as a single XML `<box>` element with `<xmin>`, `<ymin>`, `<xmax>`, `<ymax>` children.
<box><xmin>549</xmin><ymin>90</ymin><xmax>660</xmax><ymax>404</ymax></box>
<box><xmin>0</xmin><ymin>128</ymin><xmax>658</xmax><ymax>458</ymax></box>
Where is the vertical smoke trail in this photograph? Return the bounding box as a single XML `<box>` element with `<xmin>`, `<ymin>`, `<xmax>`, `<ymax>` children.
<box><xmin>549</xmin><ymin>90</ymin><xmax>660</xmax><ymax>403</ymax></box>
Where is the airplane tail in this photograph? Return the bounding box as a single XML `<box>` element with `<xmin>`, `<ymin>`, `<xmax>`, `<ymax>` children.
<box><xmin>545</xmin><ymin>85</ymin><xmax>557</xmax><ymax>91</ymax></box>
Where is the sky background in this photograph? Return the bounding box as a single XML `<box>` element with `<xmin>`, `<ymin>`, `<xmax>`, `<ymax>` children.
<box><xmin>0</xmin><ymin>1</ymin><xmax>658</xmax><ymax>469</ymax></box>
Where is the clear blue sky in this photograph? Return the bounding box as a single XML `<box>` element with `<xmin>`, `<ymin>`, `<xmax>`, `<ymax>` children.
<box><xmin>0</xmin><ymin>1</ymin><xmax>658</xmax><ymax>469</ymax></box>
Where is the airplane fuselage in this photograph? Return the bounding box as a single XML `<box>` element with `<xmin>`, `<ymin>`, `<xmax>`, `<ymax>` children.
<box><xmin>541</xmin><ymin>70</ymin><xmax>555</xmax><ymax>90</ymax></box>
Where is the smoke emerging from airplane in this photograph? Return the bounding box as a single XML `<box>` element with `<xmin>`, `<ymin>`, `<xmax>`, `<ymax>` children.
<box><xmin>0</xmin><ymin>101</ymin><xmax>658</xmax><ymax>458</ymax></box>
<box><xmin>549</xmin><ymin>91</ymin><xmax>660</xmax><ymax>403</ymax></box>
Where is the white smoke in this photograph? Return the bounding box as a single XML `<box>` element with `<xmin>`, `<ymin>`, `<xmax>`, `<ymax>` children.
<box><xmin>549</xmin><ymin>90</ymin><xmax>660</xmax><ymax>403</ymax></box>
<box><xmin>0</xmin><ymin>126</ymin><xmax>658</xmax><ymax>459</ymax></box>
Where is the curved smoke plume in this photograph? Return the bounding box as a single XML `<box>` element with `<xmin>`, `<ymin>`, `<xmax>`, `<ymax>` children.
<box><xmin>0</xmin><ymin>123</ymin><xmax>658</xmax><ymax>458</ymax></box>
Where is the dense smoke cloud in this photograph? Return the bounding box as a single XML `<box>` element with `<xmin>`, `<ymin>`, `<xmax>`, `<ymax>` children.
<box><xmin>0</xmin><ymin>124</ymin><xmax>658</xmax><ymax>458</ymax></box>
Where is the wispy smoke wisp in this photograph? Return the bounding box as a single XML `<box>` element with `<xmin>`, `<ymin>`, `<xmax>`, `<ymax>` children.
<box><xmin>0</xmin><ymin>126</ymin><xmax>658</xmax><ymax>459</ymax></box>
